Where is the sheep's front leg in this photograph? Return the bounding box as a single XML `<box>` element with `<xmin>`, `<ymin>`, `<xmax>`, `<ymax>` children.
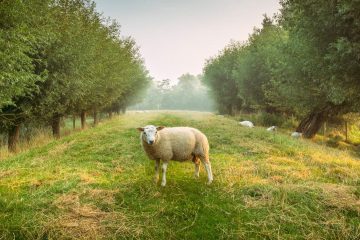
<box><xmin>154</xmin><ymin>159</ymin><xmax>160</xmax><ymax>183</ymax></box>
<box><xmin>161</xmin><ymin>161</ymin><xmax>168</xmax><ymax>187</ymax></box>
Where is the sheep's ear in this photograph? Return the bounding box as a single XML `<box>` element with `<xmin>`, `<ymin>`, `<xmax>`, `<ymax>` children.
<box><xmin>156</xmin><ymin>126</ymin><xmax>165</xmax><ymax>131</ymax></box>
<box><xmin>137</xmin><ymin>127</ymin><xmax>144</xmax><ymax>132</ymax></box>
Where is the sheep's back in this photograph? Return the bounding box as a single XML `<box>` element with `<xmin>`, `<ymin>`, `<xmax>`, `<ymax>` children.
<box><xmin>160</xmin><ymin>127</ymin><xmax>208</xmax><ymax>161</ymax></box>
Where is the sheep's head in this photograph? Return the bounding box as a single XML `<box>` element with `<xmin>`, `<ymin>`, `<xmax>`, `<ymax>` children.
<box><xmin>137</xmin><ymin>125</ymin><xmax>165</xmax><ymax>145</ymax></box>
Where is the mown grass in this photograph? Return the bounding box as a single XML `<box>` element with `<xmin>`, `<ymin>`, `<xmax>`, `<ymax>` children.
<box><xmin>0</xmin><ymin>111</ymin><xmax>359</xmax><ymax>239</ymax></box>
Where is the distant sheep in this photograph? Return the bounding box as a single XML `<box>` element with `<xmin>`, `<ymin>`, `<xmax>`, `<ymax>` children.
<box><xmin>239</xmin><ymin>121</ymin><xmax>254</xmax><ymax>128</ymax></box>
<box><xmin>291</xmin><ymin>132</ymin><xmax>302</xmax><ymax>138</ymax></box>
<box><xmin>137</xmin><ymin>125</ymin><xmax>213</xmax><ymax>186</ymax></box>
<box><xmin>267</xmin><ymin>126</ymin><xmax>277</xmax><ymax>131</ymax></box>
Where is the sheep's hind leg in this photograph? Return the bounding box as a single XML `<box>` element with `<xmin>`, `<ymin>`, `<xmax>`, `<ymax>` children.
<box><xmin>154</xmin><ymin>159</ymin><xmax>160</xmax><ymax>183</ymax></box>
<box><xmin>200</xmin><ymin>156</ymin><xmax>213</xmax><ymax>184</ymax></box>
<box><xmin>161</xmin><ymin>161</ymin><xmax>168</xmax><ymax>187</ymax></box>
<box><xmin>193</xmin><ymin>156</ymin><xmax>200</xmax><ymax>178</ymax></box>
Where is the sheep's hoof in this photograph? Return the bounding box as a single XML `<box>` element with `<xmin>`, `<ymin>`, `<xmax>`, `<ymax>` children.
<box><xmin>206</xmin><ymin>180</ymin><xmax>213</xmax><ymax>185</ymax></box>
<box><xmin>161</xmin><ymin>183</ymin><xmax>166</xmax><ymax>187</ymax></box>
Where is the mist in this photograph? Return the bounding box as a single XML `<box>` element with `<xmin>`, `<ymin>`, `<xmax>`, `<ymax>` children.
<box><xmin>131</xmin><ymin>74</ymin><xmax>215</xmax><ymax>112</ymax></box>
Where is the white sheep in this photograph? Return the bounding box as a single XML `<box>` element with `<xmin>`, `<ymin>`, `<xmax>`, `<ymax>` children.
<box><xmin>267</xmin><ymin>126</ymin><xmax>277</xmax><ymax>131</ymax></box>
<box><xmin>137</xmin><ymin>125</ymin><xmax>213</xmax><ymax>186</ymax></box>
<box><xmin>239</xmin><ymin>121</ymin><xmax>254</xmax><ymax>128</ymax></box>
<box><xmin>291</xmin><ymin>131</ymin><xmax>302</xmax><ymax>138</ymax></box>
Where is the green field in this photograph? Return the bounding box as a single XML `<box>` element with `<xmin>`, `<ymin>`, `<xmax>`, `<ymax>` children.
<box><xmin>0</xmin><ymin>112</ymin><xmax>359</xmax><ymax>239</ymax></box>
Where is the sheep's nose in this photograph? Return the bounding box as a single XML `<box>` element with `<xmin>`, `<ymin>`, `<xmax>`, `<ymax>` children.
<box><xmin>149</xmin><ymin>140</ymin><xmax>154</xmax><ymax>145</ymax></box>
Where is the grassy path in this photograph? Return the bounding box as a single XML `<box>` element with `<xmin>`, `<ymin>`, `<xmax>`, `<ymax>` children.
<box><xmin>0</xmin><ymin>111</ymin><xmax>359</xmax><ymax>239</ymax></box>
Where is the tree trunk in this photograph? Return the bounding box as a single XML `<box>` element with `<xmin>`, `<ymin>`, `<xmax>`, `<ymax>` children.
<box><xmin>81</xmin><ymin>111</ymin><xmax>86</xmax><ymax>129</ymax></box>
<box><xmin>93</xmin><ymin>110</ymin><xmax>98</xmax><ymax>126</ymax></box>
<box><xmin>296</xmin><ymin>104</ymin><xmax>344</xmax><ymax>138</ymax></box>
<box><xmin>121</xmin><ymin>107</ymin><xmax>126</xmax><ymax>115</ymax></box>
<box><xmin>109</xmin><ymin>112</ymin><xmax>113</xmax><ymax>118</ymax></box>
<box><xmin>296</xmin><ymin>110</ymin><xmax>327</xmax><ymax>138</ymax></box>
<box><xmin>344</xmin><ymin>121</ymin><xmax>348</xmax><ymax>142</ymax></box>
<box><xmin>8</xmin><ymin>125</ymin><xmax>20</xmax><ymax>153</ymax></box>
<box><xmin>72</xmin><ymin>114</ymin><xmax>76</xmax><ymax>129</ymax></box>
<box><xmin>226</xmin><ymin>104</ymin><xmax>233</xmax><ymax>116</ymax></box>
<box><xmin>52</xmin><ymin>115</ymin><xmax>61</xmax><ymax>139</ymax></box>
<box><xmin>232</xmin><ymin>105</ymin><xmax>240</xmax><ymax>115</ymax></box>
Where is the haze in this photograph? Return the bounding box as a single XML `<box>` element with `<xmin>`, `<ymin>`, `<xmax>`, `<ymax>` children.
<box><xmin>94</xmin><ymin>0</ymin><xmax>281</xmax><ymax>81</ymax></box>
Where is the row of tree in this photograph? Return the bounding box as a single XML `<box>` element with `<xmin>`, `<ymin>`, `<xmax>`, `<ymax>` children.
<box><xmin>0</xmin><ymin>0</ymin><xmax>149</xmax><ymax>151</ymax></box>
<box><xmin>203</xmin><ymin>0</ymin><xmax>360</xmax><ymax>138</ymax></box>
<box><xmin>133</xmin><ymin>73</ymin><xmax>214</xmax><ymax>111</ymax></box>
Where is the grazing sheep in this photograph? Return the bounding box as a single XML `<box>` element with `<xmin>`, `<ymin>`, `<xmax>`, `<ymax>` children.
<box><xmin>239</xmin><ymin>121</ymin><xmax>254</xmax><ymax>128</ymax></box>
<box><xmin>291</xmin><ymin>132</ymin><xmax>302</xmax><ymax>138</ymax></box>
<box><xmin>267</xmin><ymin>126</ymin><xmax>277</xmax><ymax>131</ymax></box>
<box><xmin>137</xmin><ymin>125</ymin><xmax>213</xmax><ymax>186</ymax></box>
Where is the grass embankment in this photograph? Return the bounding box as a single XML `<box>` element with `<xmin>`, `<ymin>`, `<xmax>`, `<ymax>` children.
<box><xmin>0</xmin><ymin>111</ymin><xmax>359</xmax><ymax>239</ymax></box>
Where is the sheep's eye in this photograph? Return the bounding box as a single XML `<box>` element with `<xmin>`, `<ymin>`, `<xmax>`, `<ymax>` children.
<box><xmin>143</xmin><ymin>132</ymin><xmax>146</xmax><ymax>135</ymax></box>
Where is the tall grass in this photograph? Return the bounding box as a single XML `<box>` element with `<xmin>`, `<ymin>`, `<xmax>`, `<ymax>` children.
<box><xmin>0</xmin><ymin>116</ymin><xmax>97</xmax><ymax>161</ymax></box>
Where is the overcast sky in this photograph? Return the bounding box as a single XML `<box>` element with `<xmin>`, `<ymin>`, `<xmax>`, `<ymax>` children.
<box><xmin>94</xmin><ymin>0</ymin><xmax>281</xmax><ymax>82</ymax></box>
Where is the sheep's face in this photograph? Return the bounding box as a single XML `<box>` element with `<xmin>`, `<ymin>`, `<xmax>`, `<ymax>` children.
<box><xmin>137</xmin><ymin>125</ymin><xmax>165</xmax><ymax>145</ymax></box>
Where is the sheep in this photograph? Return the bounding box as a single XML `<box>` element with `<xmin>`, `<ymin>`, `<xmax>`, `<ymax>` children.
<box><xmin>239</xmin><ymin>120</ymin><xmax>254</xmax><ymax>128</ymax></box>
<box><xmin>137</xmin><ymin>125</ymin><xmax>213</xmax><ymax>186</ymax></box>
<box><xmin>291</xmin><ymin>131</ymin><xmax>302</xmax><ymax>138</ymax></box>
<box><xmin>267</xmin><ymin>126</ymin><xmax>277</xmax><ymax>131</ymax></box>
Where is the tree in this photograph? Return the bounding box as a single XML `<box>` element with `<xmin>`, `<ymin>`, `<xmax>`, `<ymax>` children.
<box><xmin>268</xmin><ymin>0</ymin><xmax>360</xmax><ymax>137</ymax></box>
<box><xmin>233</xmin><ymin>16</ymin><xmax>287</xmax><ymax>112</ymax></box>
<box><xmin>203</xmin><ymin>43</ymin><xmax>244</xmax><ymax>115</ymax></box>
<box><xmin>34</xmin><ymin>0</ymin><xmax>102</xmax><ymax>136</ymax></box>
<box><xmin>162</xmin><ymin>74</ymin><xmax>213</xmax><ymax>111</ymax></box>
<box><xmin>0</xmin><ymin>0</ymin><xmax>53</xmax><ymax>150</ymax></box>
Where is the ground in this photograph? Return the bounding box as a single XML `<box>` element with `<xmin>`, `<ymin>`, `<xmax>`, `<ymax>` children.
<box><xmin>0</xmin><ymin>111</ymin><xmax>359</xmax><ymax>239</ymax></box>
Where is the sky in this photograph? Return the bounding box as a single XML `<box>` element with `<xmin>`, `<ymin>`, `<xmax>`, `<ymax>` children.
<box><xmin>94</xmin><ymin>0</ymin><xmax>281</xmax><ymax>82</ymax></box>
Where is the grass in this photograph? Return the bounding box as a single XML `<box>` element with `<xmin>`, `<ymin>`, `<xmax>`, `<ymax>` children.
<box><xmin>234</xmin><ymin>112</ymin><xmax>360</xmax><ymax>150</ymax></box>
<box><xmin>0</xmin><ymin>111</ymin><xmax>359</xmax><ymax>239</ymax></box>
<box><xmin>0</xmin><ymin>116</ymin><xmax>95</xmax><ymax>160</ymax></box>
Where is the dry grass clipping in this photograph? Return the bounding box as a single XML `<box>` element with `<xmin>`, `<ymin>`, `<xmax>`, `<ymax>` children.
<box><xmin>45</xmin><ymin>192</ymin><xmax>144</xmax><ymax>239</ymax></box>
